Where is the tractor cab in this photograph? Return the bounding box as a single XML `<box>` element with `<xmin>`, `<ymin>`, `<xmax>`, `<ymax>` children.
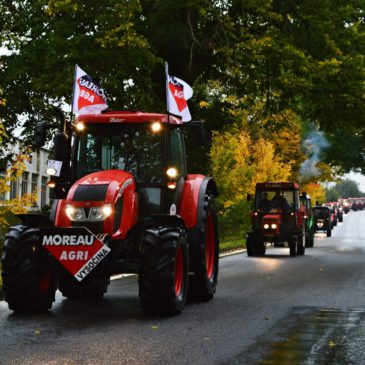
<box><xmin>246</xmin><ymin>182</ymin><xmax>305</xmax><ymax>257</ymax></box>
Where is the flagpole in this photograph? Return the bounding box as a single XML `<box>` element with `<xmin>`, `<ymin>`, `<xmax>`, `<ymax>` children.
<box><xmin>165</xmin><ymin>62</ymin><xmax>171</xmax><ymax>195</ymax></box>
<box><xmin>69</xmin><ymin>64</ymin><xmax>78</xmax><ymax>133</ymax></box>
<box><xmin>165</xmin><ymin>62</ymin><xmax>171</xmax><ymax>125</ymax></box>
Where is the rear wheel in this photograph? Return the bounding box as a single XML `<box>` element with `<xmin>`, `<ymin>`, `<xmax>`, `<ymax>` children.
<box><xmin>289</xmin><ymin>235</ymin><xmax>298</xmax><ymax>257</ymax></box>
<box><xmin>189</xmin><ymin>195</ymin><xmax>219</xmax><ymax>301</ymax></box>
<box><xmin>327</xmin><ymin>227</ymin><xmax>332</xmax><ymax>237</ymax></box>
<box><xmin>305</xmin><ymin>231</ymin><xmax>311</xmax><ymax>248</ymax></box>
<box><xmin>139</xmin><ymin>226</ymin><xmax>188</xmax><ymax>315</ymax></box>
<box><xmin>1</xmin><ymin>225</ymin><xmax>56</xmax><ymax>312</ymax></box>
<box><xmin>310</xmin><ymin>232</ymin><xmax>315</xmax><ymax>247</ymax></box>
<box><xmin>297</xmin><ymin>234</ymin><xmax>305</xmax><ymax>256</ymax></box>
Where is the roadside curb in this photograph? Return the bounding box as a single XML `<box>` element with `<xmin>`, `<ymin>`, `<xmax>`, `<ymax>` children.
<box><xmin>219</xmin><ymin>248</ymin><xmax>246</xmax><ymax>258</ymax></box>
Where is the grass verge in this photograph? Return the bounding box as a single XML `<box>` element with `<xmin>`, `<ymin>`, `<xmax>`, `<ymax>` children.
<box><xmin>220</xmin><ymin>238</ymin><xmax>245</xmax><ymax>253</ymax></box>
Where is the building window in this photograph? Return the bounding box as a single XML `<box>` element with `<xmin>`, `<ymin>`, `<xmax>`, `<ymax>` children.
<box><xmin>21</xmin><ymin>172</ymin><xmax>29</xmax><ymax>196</ymax></box>
<box><xmin>41</xmin><ymin>176</ymin><xmax>48</xmax><ymax>207</ymax></box>
<box><xmin>10</xmin><ymin>180</ymin><xmax>17</xmax><ymax>199</ymax></box>
<box><xmin>31</xmin><ymin>174</ymin><xmax>38</xmax><ymax>193</ymax></box>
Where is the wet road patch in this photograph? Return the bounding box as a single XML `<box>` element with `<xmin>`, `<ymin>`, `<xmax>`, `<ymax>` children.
<box><xmin>224</xmin><ymin>307</ymin><xmax>365</xmax><ymax>365</ymax></box>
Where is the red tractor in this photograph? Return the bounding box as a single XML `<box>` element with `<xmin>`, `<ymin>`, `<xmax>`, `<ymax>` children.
<box><xmin>246</xmin><ymin>182</ymin><xmax>305</xmax><ymax>257</ymax></box>
<box><xmin>1</xmin><ymin>111</ymin><xmax>219</xmax><ymax>315</ymax></box>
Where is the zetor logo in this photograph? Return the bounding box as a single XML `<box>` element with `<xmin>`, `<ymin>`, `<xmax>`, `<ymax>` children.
<box><xmin>41</xmin><ymin>230</ymin><xmax>110</xmax><ymax>282</ymax></box>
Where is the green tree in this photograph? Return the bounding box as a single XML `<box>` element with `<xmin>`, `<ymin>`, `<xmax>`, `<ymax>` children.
<box><xmin>331</xmin><ymin>178</ymin><xmax>363</xmax><ymax>198</ymax></box>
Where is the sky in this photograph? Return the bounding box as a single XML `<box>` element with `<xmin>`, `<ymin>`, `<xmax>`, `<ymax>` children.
<box><xmin>344</xmin><ymin>172</ymin><xmax>365</xmax><ymax>192</ymax></box>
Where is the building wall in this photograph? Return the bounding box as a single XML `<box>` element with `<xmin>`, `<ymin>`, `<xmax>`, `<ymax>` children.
<box><xmin>0</xmin><ymin>143</ymin><xmax>51</xmax><ymax>209</ymax></box>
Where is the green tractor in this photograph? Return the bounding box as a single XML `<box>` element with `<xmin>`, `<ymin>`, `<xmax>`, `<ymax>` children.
<box><xmin>300</xmin><ymin>192</ymin><xmax>315</xmax><ymax>248</ymax></box>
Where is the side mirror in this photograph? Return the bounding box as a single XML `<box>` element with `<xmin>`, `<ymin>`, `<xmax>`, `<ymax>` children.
<box><xmin>247</xmin><ymin>194</ymin><xmax>252</xmax><ymax>201</ymax></box>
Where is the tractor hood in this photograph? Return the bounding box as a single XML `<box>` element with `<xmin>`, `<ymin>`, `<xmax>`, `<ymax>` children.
<box><xmin>67</xmin><ymin>170</ymin><xmax>135</xmax><ymax>205</ymax></box>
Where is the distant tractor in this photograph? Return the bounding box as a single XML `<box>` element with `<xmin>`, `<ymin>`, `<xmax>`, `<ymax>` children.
<box><xmin>339</xmin><ymin>199</ymin><xmax>350</xmax><ymax>214</ymax></box>
<box><xmin>300</xmin><ymin>193</ymin><xmax>315</xmax><ymax>248</ymax></box>
<box><xmin>246</xmin><ymin>182</ymin><xmax>305</xmax><ymax>257</ymax></box>
<box><xmin>1</xmin><ymin>111</ymin><xmax>219</xmax><ymax>315</ymax></box>
<box><xmin>312</xmin><ymin>206</ymin><xmax>332</xmax><ymax>237</ymax></box>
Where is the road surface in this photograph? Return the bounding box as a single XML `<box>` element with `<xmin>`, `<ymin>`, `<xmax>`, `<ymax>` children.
<box><xmin>1</xmin><ymin>211</ymin><xmax>365</xmax><ymax>364</ymax></box>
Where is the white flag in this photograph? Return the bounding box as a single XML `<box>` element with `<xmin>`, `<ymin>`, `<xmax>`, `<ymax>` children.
<box><xmin>72</xmin><ymin>65</ymin><xmax>108</xmax><ymax>115</ymax></box>
<box><xmin>166</xmin><ymin>65</ymin><xmax>193</xmax><ymax>122</ymax></box>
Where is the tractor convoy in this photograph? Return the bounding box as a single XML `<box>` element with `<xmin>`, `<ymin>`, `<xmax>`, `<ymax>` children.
<box><xmin>0</xmin><ymin>110</ymin><xmax>357</xmax><ymax>313</ymax></box>
<box><xmin>245</xmin><ymin>182</ymin><xmax>353</xmax><ymax>257</ymax></box>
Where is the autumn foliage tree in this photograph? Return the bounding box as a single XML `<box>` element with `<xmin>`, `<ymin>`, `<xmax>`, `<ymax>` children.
<box><xmin>210</xmin><ymin>119</ymin><xmax>292</xmax><ymax>239</ymax></box>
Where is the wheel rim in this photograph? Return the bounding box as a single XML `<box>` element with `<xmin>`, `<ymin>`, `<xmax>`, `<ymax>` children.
<box><xmin>205</xmin><ymin>213</ymin><xmax>215</xmax><ymax>279</ymax></box>
<box><xmin>174</xmin><ymin>246</ymin><xmax>184</xmax><ymax>297</ymax></box>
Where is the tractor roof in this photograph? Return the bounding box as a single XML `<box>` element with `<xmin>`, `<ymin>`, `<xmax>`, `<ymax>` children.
<box><xmin>256</xmin><ymin>182</ymin><xmax>299</xmax><ymax>191</ymax></box>
<box><xmin>77</xmin><ymin>111</ymin><xmax>183</xmax><ymax>125</ymax></box>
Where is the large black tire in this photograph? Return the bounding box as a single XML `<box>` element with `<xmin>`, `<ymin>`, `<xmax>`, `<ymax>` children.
<box><xmin>139</xmin><ymin>226</ymin><xmax>189</xmax><ymax>315</ymax></box>
<box><xmin>1</xmin><ymin>225</ymin><xmax>56</xmax><ymax>312</ymax></box>
<box><xmin>246</xmin><ymin>234</ymin><xmax>254</xmax><ymax>257</ymax></box>
<box><xmin>310</xmin><ymin>232</ymin><xmax>315</xmax><ymax>247</ymax></box>
<box><xmin>253</xmin><ymin>239</ymin><xmax>266</xmax><ymax>256</ymax></box>
<box><xmin>327</xmin><ymin>227</ymin><xmax>332</xmax><ymax>237</ymax></box>
<box><xmin>305</xmin><ymin>231</ymin><xmax>311</xmax><ymax>248</ymax></box>
<box><xmin>58</xmin><ymin>268</ymin><xmax>110</xmax><ymax>300</ymax></box>
<box><xmin>297</xmin><ymin>234</ymin><xmax>305</xmax><ymax>256</ymax></box>
<box><xmin>333</xmin><ymin>218</ymin><xmax>337</xmax><ymax>227</ymax></box>
<box><xmin>188</xmin><ymin>195</ymin><xmax>219</xmax><ymax>302</ymax></box>
<box><xmin>289</xmin><ymin>235</ymin><xmax>298</xmax><ymax>257</ymax></box>
<box><xmin>339</xmin><ymin>216</ymin><xmax>343</xmax><ymax>223</ymax></box>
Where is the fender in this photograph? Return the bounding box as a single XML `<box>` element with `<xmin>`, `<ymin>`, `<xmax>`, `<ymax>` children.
<box><xmin>16</xmin><ymin>213</ymin><xmax>54</xmax><ymax>227</ymax></box>
<box><xmin>178</xmin><ymin>174</ymin><xmax>218</xmax><ymax>229</ymax></box>
<box><xmin>149</xmin><ymin>214</ymin><xmax>186</xmax><ymax>230</ymax></box>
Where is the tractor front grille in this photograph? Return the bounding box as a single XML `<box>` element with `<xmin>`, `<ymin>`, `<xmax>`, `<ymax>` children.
<box><xmin>71</xmin><ymin>221</ymin><xmax>104</xmax><ymax>235</ymax></box>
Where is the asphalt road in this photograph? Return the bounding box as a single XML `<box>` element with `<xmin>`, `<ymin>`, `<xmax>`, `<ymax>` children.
<box><xmin>2</xmin><ymin>211</ymin><xmax>365</xmax><ymax>364</ymax></box>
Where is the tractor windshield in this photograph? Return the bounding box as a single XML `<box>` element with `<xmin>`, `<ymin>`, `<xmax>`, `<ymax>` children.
<box><xmin>255</xmin><ymin>189</ymin><xmax>298</xmax><ymax>214</ymax></box>
<box><xmin>312</xmin><ymin>207</ymin><xmax>330</xmax><ymax>219</ymax></box>
<box><xmin>75</xmin><ymin>124</ymin><xmax>162</xmax><ymax>183</ymax></box>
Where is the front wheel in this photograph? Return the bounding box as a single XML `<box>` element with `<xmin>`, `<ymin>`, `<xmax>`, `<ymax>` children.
<box><xmin>139</xmin><ymin>226</ymin><xmax>189</xmax><ymax>315</ymax></box>
<box><xmin>289</xmin><ymin>235</ymin><xmax>298</xmax><ymax>257</ymax></box>
<box><xmin>189</xmin><ymin>195</ymin><xmax>219</xmax><ymax>301</ymax></box>
<box><xmin>327</xmin><ymin>227</ymin><xmax>332</xmax><ymax>237</ymax></box>
<box><xmin>246</xmin><ymin>233</ymin><xmax>254</xmax><ymax>257</ymax></box>
<box><xmin>1</xmin><ymin>225</ymin><xmax>56</xmax><ymax>312</ymax></box>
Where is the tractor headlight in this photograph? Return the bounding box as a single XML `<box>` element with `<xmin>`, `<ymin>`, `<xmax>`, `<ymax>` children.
<box><xmin>75</xmin><ymin>122</ymin><xmax>85</xmax><ymax>131</ymax></box>
<box><xmin>264</xmin><ymin>224</ymin><xmax>269</xmax><ymax>229</ymax></box>
<box><xmin>271</xmin><ymin>223</ymin><xmax>277</xmax><ymax>229</ymax></box>
<box><xmin>89</xmin><ymin>205</ymin><xmax>113</xmax><ymax>221</ymax></box>
<box><xmin>65</xmin><ymin>205</ymin><xmax>86</xmax><ymax>221</ymax></box>
<box><xmin>166</xmin><ymin>167</ymin><xmax>178</xmax><ymax>178</ymax></box>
